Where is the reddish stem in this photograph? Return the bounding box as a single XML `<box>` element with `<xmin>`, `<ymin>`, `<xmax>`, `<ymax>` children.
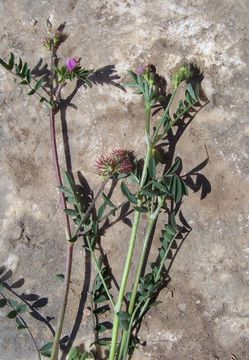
<box><xmin>50</xmin><ymin>107</ymin><xmax>73</xmax><ymax>360</ymax></box>
<box><xmin>50</xmin><ymin>107</ymin><xmax>72</xmax><ymax>237</ymax></box>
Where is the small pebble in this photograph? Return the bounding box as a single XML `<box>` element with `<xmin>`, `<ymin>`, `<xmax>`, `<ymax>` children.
<box><xmin>31</xmin><ymin>19</ymin><xmax>38</xmax><ymax>26</ymax></box>
<box><xmin>83</xmin><ymin>307</ymin><xmax>91</xmax><ymax>316</ymax></box>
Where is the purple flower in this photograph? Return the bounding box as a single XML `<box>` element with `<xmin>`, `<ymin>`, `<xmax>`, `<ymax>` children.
<box><xmin>66</xmin><ymin>57</ymin><xmax>80</xmax><ymax>72</ymax></box>
<box><xmin>135</xmin><ymin>65</ymin><xmax>147</xmax><ymax>76</ymax></box>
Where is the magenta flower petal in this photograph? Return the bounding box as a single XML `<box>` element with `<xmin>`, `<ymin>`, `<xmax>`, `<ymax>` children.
<box><xmin>66</xmin><ymin>58</ymin><xmax>77</xmax><ymax>72</ymax></box>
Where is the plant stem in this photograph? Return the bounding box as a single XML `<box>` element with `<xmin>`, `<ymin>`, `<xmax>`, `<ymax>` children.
<box><xmin>49</xmin><ymin>40</ymin><xmax>73</xmax><ymax>360</ymax></box>
<box><xmin>118</xmin><ymin>200</ymin><xmax>163</xmax><ymax>358</ymax></box>
<box><xmin>109</xmin><ymin>107</ymin><xmax>152</xmax><ymax>360</ymax></box>
<box><xmin>0</xmin><ymin>292</ymin><xmax>41</xmax><ymax>360</ymax></box>
<box><xmin>50</xmin><ymin>243</ymin><xmax>73</xmax><ymax>360</ymax></box>
<box><xmin>119</xmin><ymin>301</ymin><xmax>142</xmax><ymax>360</ymax></box>
<box><xmin>108</xmin><ymin>208</ymin><xmax>141</xmax><ymax>360</ymax></box>
<box><xmin>50</xmin><ymin>108</ymin><xmax>72</xmax><ymax>357</ymax></box>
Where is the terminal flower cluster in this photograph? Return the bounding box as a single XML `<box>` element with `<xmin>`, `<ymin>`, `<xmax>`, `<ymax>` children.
<box><xmin>95</xmin><ymin>149</ymin><xmax>133</xmax><ymax>178</ymax></box>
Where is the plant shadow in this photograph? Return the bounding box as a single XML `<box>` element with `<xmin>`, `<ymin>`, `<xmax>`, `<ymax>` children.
<box><xmin>0</xmin><ymin>265</ymin><xmax>55</xmax><ymax>336</ymax></box>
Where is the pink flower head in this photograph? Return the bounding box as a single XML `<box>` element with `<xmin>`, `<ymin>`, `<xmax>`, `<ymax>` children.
<box><xmin>94</xmin><ymin>149</ymin><xmax>133</xmax><ymax>178</ymax></box>
<box><xmin>135</xmin><ymin>65</ymin><xmax>147</xmax><ymax>76</ymax></box>
<box><xmin>66</xmin><ymin>57</ymin><xmax>80</xmax><ymax>72</ymax></box>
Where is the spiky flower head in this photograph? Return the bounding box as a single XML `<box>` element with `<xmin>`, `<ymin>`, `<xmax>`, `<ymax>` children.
<box><xmin>94</xmin><ymin>149</ymin><xmax>133</xmax><ymax>178</ymax></box>
<box><xmin>172</xmin><ymin>64</ymin><xmax>192</xmax><ymax>89</ymax></box>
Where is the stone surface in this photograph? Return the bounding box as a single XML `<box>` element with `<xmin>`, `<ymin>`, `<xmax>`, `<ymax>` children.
<box><xmin>0</xmin><ymin>1</ymin><xmax>249</xmax><ymax>359</ymax></box>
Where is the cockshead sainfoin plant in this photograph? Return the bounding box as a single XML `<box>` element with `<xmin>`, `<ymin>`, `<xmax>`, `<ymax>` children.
<box><xmin>0</xmin><ymin>21</ymin><xmax>206</xmax><ymax>360</ymax></box>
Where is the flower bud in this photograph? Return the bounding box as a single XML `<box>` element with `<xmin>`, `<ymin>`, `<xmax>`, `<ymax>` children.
<box><xmin>42</xmin><ymin>36</ymin><xmax>52</xmax><ymax>50</ymax></box>
<box><xmin>172</xmin><ymin>64</ymin><xmax>192</xmax><ymax>89</ymax></box>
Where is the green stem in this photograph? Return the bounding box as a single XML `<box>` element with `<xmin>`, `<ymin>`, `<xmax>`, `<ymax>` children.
<box><xmin>108</xmin><ymin>209</ymin><xmax>141</xmax><ymax>360</ymax></box>
<box><xmin>118</xmin><ymin>201</ymin><xmax>163</xmax><ymax>358</ymax></box>
<box><xmin>109</xmin><ymin>106</ymin><xmax>152</xmax><ymax>360</ymax></box>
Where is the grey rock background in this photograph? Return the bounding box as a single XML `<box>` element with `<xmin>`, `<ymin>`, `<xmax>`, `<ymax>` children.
<box><xmin>0</xmin><ymin>1</ymin><xmax>249</xmax><ymax>359</ymax></box>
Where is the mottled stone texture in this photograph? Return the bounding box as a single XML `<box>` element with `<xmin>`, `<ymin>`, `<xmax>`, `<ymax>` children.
<box><xmin>0</xmin><ymin>1</ymin><xmax>249</xmax><ymax>359</ymax></box>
